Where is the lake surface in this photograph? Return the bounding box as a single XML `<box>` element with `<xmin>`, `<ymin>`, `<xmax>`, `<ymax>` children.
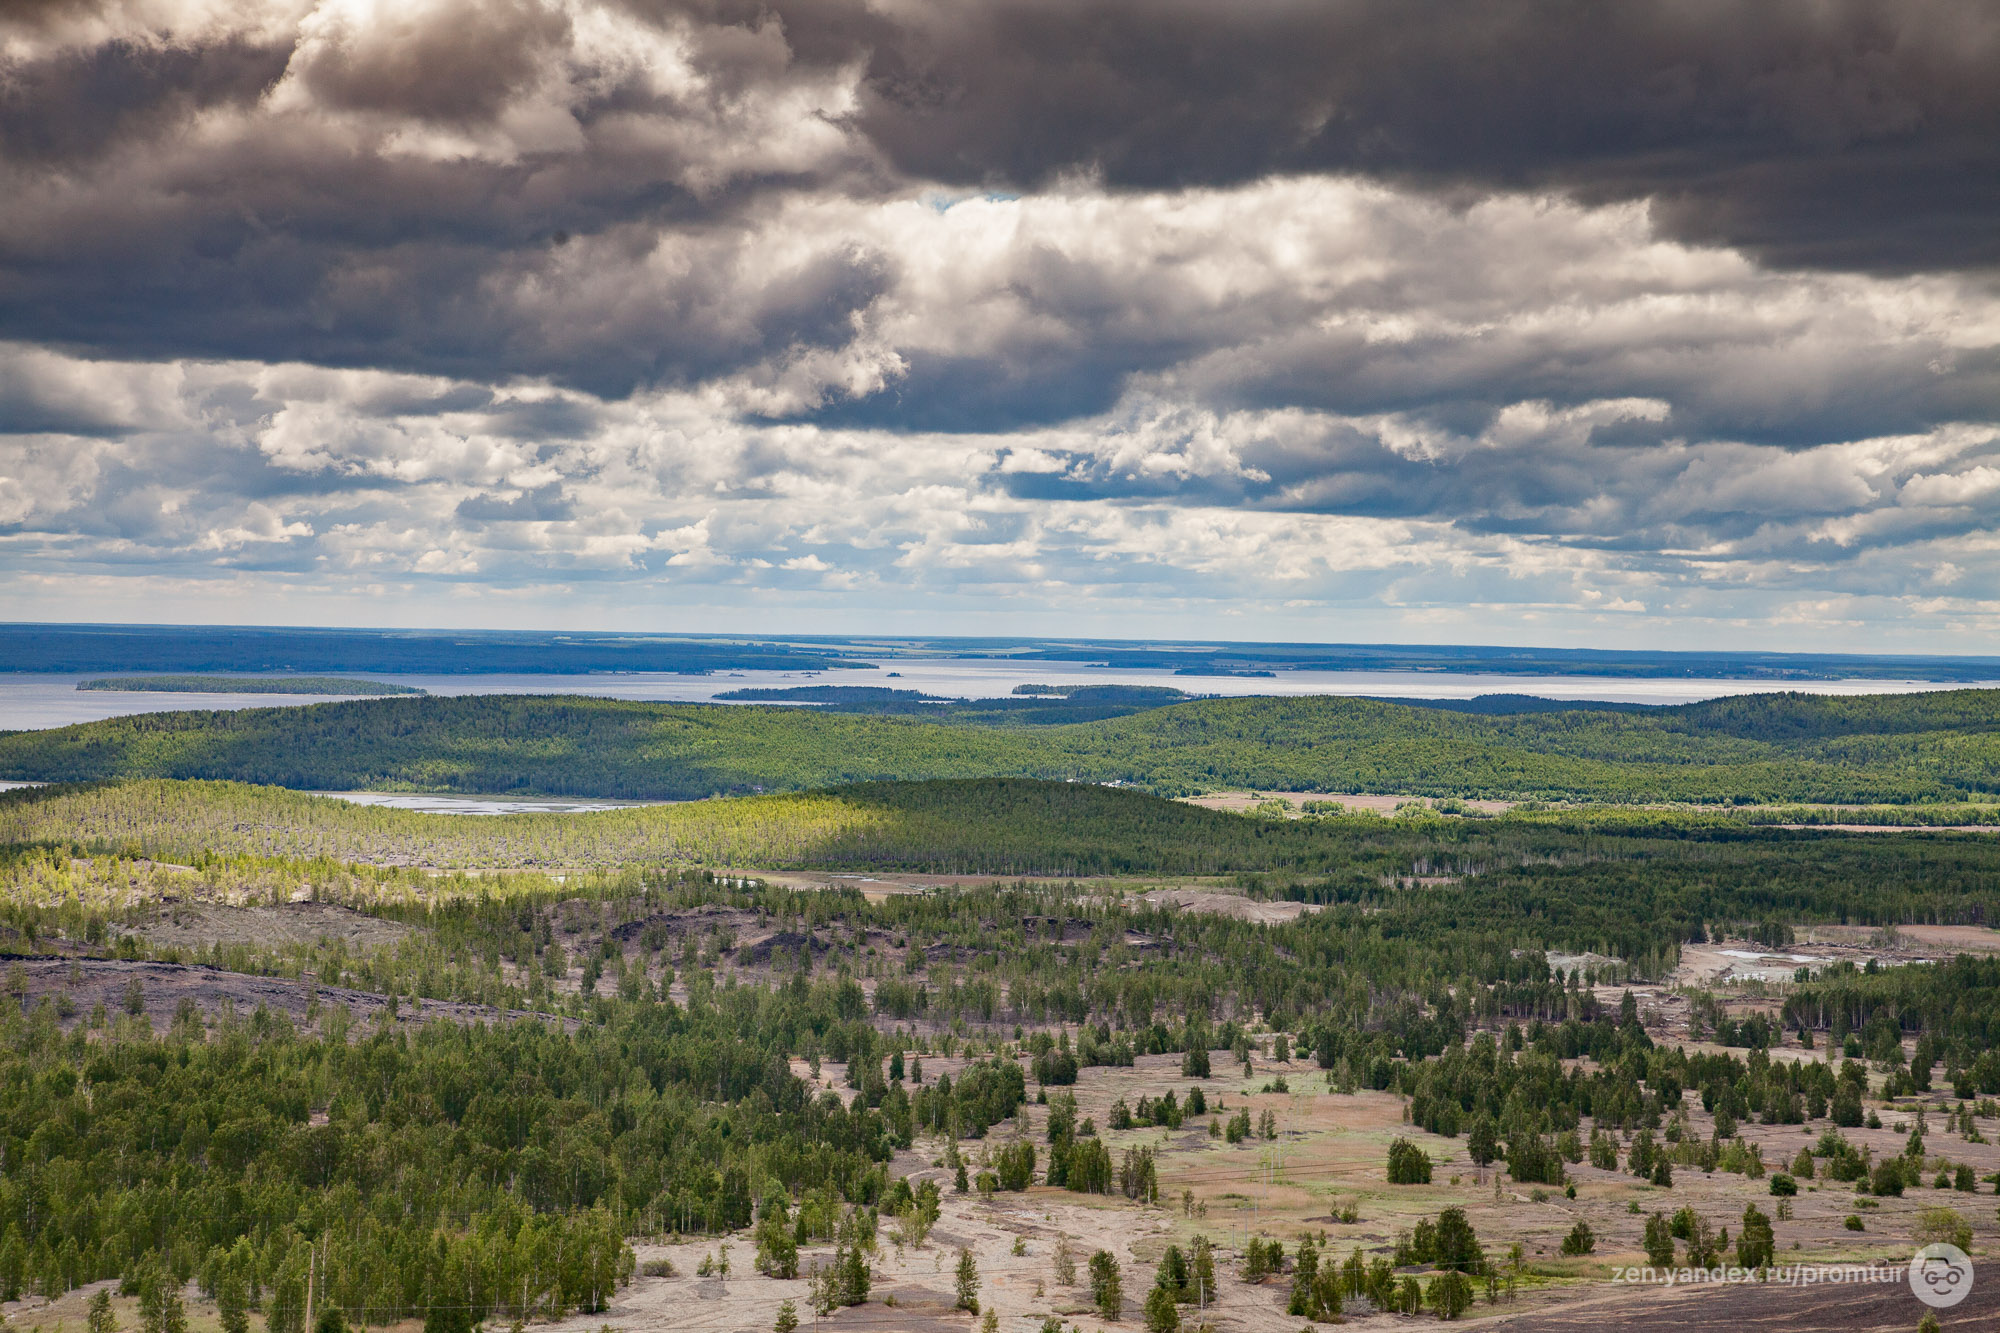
<box><xmin>0</xmin><ymin>660</ymin><xmax>1988</xmax><ymax>731</ymax></box>
<box><xmin>314</xmin><ymin>791</ymin><xmax>669</xmax><ymax>816</ymax></box>
<box><xmin>0</xmin><ymin>778</ymin><xmax>649</xmax><ymax>815</ymax></box>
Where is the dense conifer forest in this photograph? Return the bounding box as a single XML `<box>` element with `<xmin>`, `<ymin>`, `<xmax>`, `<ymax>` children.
<box><xmin>4</xmin><ymin>711</ymin><xmax>2000</xmax><ymax>1328</ymax></box>
<box><xmin>7</xmin><ymin>689</ymin><xmax>2000</xmax><ymax>803</ymax></box>
<box><xmin>6</xmin><ymin>813</ymin><xmax>2000</xmax><ymax>1326</ymax></box>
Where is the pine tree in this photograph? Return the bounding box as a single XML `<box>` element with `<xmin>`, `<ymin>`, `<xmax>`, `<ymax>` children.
<box><xmin>1466</xmin><ymin>1116</ymin><xmax>1498</xmax><ymax>1167</ymax></box>
<box><xmin>1433</xmin><ymin>1208</ymin><xmax>1486</xmax><ymax>1275</ymax></box>
<box><xmin>1736</xmin><ymin>1205</ymin><xmax>1775</xmax><ymax>1270</ymax></box>
<box><xmin>1089</xmin><ymin>1251</ymin><xmax>1123</xmax><ymax>1320</ymax></box>
<box><xmin>1286</xmin><ymin>1237</ymin><xmax>1319</xmax><ymax>1317</ymax></box>
<box><xmin>1387</xmin><ymin>1138</ymin><xmax>1433</xmax><ymax>1184</ymax></box>
<box><xmin>1428</xmin><ymin>1271</ymin><xmax>1474</xmax><ymax>1320</ymax></box>
<box><xmin>954</xmin><ymin>1248</ymin><xmax>980</xmax><ymax>1314</ymax></box>
<box><xmin>1643</xmin><ymin>1213</ymin><xmax>1675</xmax><ymax>1267</ymax></box>
<box><xmin>88</xmin><ymin>1288</ymin><xmax>117</xmax><ymax>1333</ymax></box>
<box><xmin>139</xmin><ymin>1269</ymin><xmax>185</xmax><ymax>1333</ymax></box>
<box><xmin>840</xmin><ymin>1245</ymin><xmax>870</xmax><ymax>1306</ymax></box>
<box><xmin>1189</xmin><ymin>1237</ymin><xmax>1215</xmax><ymax>1310</ymax></box>
<box><xmin>217</xmin><ymin>1271</ymin><xmax>250</xmax><ymax>1333</ymax></box>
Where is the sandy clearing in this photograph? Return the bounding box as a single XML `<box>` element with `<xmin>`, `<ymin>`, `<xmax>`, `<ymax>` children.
<box><xmin>1139</xmin><ymin>889</ymin><xmax>1323</xmax><ymax>924</ymax></box>
<box><xmin>1183</xmin><ymin>791</ymin><xmax>1516</xmax><ymax>816</ymax></box>
<box><xmin>1806</xmin><ymin>922</ymin><xmax>2000</xmax><ymax>952</ymax></box>
<box><xmin>1671</xmin><ymin>925</ymin><xmax>2000</xmax><ymax>990</ymax></box>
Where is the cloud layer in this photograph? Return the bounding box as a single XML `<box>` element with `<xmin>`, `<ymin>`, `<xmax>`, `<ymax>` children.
<box><xmin>2</xmin><ymin>0</ymin><xmax>1998</xmax><ymax>645</ymax></box>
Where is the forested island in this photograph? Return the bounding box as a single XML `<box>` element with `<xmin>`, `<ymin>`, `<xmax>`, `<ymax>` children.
<box><xmin>78</xmin><ymin>676</ymin><xmax>425</xmax><ymax>696</ymax></box>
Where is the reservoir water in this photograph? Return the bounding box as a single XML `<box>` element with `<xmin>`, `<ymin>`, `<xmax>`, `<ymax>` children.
<box><xmin>0</xmin><ymin>660</ymin><xmax>1988</xmax><ymax>731</ymax></box>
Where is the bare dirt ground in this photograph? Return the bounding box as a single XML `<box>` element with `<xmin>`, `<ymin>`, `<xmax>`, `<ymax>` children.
<box><xmin>1804</xmin><ymin>923</ymin><xmax>2000</xmax><ymax>954</ymax></box>
<box><xmin>1769</xmin><ymin>823</ymin><xmax>2000</xmax><ymax>833</ymax></box>
<box><xmin>521</xmin><ymin>1050</ymin><xmax>2000</xmax><ymax>1333</ymax></box>
<box><xmin>1483</xmin><ymin>1270</ymin><xmax>2000</xmax><ymax>1331</ymax></box>
<box><xmin>1672</xmin><ymin>926</ymin><xmax>2000</xmax><ymax>991</ymax></box>
<box><xmin>751</xmin><ymin>871</ymin><xmax>1080</xmax><ymax>903</ymax></box>
<box><xmin>127</xmin><ymin>899</ymin><xmax>412</xmax><ymax>952</ymax></box>
<box><xmin>1139</xmin><ymin>888</ymin><xmax>1323</xmax><ymax>924</ymax></box>
<box><xmin>9</xmin><ymin>888</ymin><xmax>1997</xmax><ymax>1333</ymax></box>
<box><xmin>1543</xmin><ymin>950</ymin><xmax>1623</xmax><ymax>977</ymax></box>
<box><xmin>5</xmin><ymin>1043</ymin><xmax>1990</xmax><ymax>1333</ymax></box>
<box><xmin>1183</xmin><ymin>792</ymin><xmax>1516</xmax><ymax>816</ymax></box>
<box><xmin>2</xmin><ymin>956</ymin><xmax>565</xmax><ymax>1036</ymax></box>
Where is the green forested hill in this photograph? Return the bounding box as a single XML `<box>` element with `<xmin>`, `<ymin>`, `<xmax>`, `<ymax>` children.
<box><xmin>9</xmin><ymin>778</ymin><xmax>2000</xmax><ymax>941</ymax></box>
<box><xmin>1</xmin><ymin>689</ymin><xmax>1998</xmax><ymax>802</ymax></box>
<box><xmin>0</xmin><ymin>777</ymin><xmax>1375</xmax><ymax>874</ymax></box>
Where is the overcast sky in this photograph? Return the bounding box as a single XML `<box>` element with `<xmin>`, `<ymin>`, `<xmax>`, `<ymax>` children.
<box><xmin>3</xmin><ymin>0</ymin><xmax>1999</xmax><ymax>649</ymax></box>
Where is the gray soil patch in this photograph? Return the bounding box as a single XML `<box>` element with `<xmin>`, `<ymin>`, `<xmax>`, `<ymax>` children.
<box><xmin>1769</xmin><ymin>823</ymin><xmax>2000</xmax><ymax>833</ymax></box>
<box><xmin>2</xmin><ymin>957</ymin><xmax>567</xmax><ymax>1037</ymax></box>
<box><xmin>1141</xmin><ymin>889</ymin><xmax>1322</xmax><ymax>924</ymax></box>
<box><xmin>1487</xmin><ymin>1265</ymin><xmax>2000</xmax><ymax>1332</ymax></box>
<box><xmin>127</xmin><ymin>900</ymin><xmax>410</xmax><ymax>952</ymax></box>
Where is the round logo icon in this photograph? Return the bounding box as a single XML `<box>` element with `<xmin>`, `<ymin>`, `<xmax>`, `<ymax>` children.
<box><xmin>1910</xmin><ymin>1243</ymin><xmax>1973</xmax><ymax>1309</ymax></box>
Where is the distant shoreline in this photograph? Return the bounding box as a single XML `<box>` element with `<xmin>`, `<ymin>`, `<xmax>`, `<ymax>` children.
<box><xmin>77</xmin><ymin>675</ymin><xmax>425</xmax><ymax>696</ymax></box>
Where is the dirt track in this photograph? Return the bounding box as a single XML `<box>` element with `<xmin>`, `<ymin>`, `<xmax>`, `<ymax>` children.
<box><xmin>1487</xmin><ymin>1263</ymin><xmax>2000</xmax><ymax>1331</ymax></box>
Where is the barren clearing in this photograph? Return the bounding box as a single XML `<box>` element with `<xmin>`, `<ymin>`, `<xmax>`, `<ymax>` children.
<box><xmin>1183</xmin><ymin>791</ymin><xmax>1516</xmax><ymax>816</ymax></box>
<box><xmin>578</xmin><ymin>1052</ymin><xmax>1999</xmax><ymax>1332</ymax></box>
<box><xmin>1</xmin><ymin>957</ymin><xmax>566</xmax><ymax>1035</ymax></box>
<box><xmin>1671</xmin><ymin>927</ymin><xmax>2000</xmax><ymax>990</ymax></box>
<box><xmin>1139</xmin><ymin>888</ymin><xmax>1323</xmax><ymax>924</ymax></box>
<box><xmin>126</xmin><ymin>899</ymin><xmax>411</xmax><ymax>952</ymax></box>
<box><xmin>4</xmin><ymin>1024</ymin><xmax>1989</xmax><ymax>1333</ymax></box>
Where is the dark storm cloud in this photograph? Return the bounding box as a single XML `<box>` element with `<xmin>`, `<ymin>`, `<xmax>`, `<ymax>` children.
<box><xmin>1184</xmin><ymin>324</ymin><xmax>2000</xmax><ymax>450</ymax></box>
<box><xmin>0</xmin><ymin>34</ymin><xmax>288</xmax><ymax>164</ymax></box>
<box><xmin>0</xmin><ymin>0</ymin><xmax>891</xmax><ymax>393</ymax></box>
<box><xmin>4</xmin><ymin>0</ymin><xmax>2000</xmax><ymax>641</ymax></box>
<box><xmin>1</xmin><ymin>0</ymin><xmax>1995</xmax><ymax>403</ymax></box>
<box><xmin>849</xmin><ymin>0</ymin><xmax>2000</xmax><ymax>275</ymax></box>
